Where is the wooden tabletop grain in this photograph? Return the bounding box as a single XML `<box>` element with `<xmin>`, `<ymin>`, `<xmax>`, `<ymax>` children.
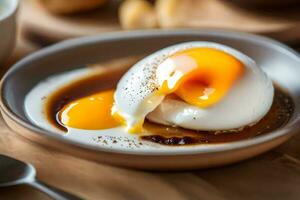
<box><xmin>1</xmin><ymin>4</ymin><xmax>300</xmax><ymax>198</ymax></box>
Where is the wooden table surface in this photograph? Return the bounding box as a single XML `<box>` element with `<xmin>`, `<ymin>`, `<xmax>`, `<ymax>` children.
<box><xmin>1</xmin><ymin>4</ymin><xmax>300</xmax><ymax>200</ymax></box>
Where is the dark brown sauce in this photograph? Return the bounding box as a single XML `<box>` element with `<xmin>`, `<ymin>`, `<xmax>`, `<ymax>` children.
<box><xmin>142</xmin><ymin>88</ymin><xmax>293</xmax><ymax>145</ymax></box>
<box><xmin>45</xmin><ymin>59</ymin><xmax>294</xmax><ymax>146</ymax></box>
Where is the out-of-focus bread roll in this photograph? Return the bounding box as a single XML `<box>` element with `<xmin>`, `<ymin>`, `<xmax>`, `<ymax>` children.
<box><xmin>119</xmin><ymin>0</ymin><xmax>157</xmax><ymax>30</ymax></box>
<box><xmin>39</xmin><ymin>0</ymin><xmax>108</xmax><ymax>14</ymax></box>
<box><xmin>155</xmin><ymin>0</ymin><xmax>183</xmax><ymax>28</ymax></box>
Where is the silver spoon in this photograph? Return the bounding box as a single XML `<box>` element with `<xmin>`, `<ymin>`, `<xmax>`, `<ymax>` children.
<box><xmin>0</xmin><ymin>154</ymin><xmax>83</xmax><ymax>200</ymax></box>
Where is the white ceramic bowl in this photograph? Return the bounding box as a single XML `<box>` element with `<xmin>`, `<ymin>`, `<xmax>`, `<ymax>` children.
<box><xmin>1</xmin><ymin>30</ymin><xmax>300</xmax><ymax>170</ymax></box>
<box><xmin>0</xmin><ymin>0</ymin><xmax>19</xmax><ymax>64</ymax></box>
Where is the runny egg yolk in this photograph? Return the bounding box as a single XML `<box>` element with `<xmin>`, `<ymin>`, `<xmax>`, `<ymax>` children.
<box><xmin>58</xmin><ymin>48</ymin><xmax>244</xmax><ymax>132</ymax></box>
<box><xmin>157</xmin><ymin>48</ymin><xmax>244</xmax><ymax>108</ymax></box>
<box><xmin>58</xmin><ymin>90</ymin><xmax>119</xmax><ymax>130</ymax></box>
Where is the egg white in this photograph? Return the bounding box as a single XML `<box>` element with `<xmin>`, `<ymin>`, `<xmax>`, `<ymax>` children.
<box><xmin>114</xmin><ymin>42</ymin><xmax>274</xmax><ymax>131</ymax></box>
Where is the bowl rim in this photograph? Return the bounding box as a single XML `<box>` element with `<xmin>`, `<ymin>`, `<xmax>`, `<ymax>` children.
<box><xmin>0</xmin><ymin>0</ymin><xmax>19</xmax><ymax>21</ymax></box>
<box><xmin>1</xmin><ymin>29</ymin><xmax>300</xmax><ymax>156</ymax></box>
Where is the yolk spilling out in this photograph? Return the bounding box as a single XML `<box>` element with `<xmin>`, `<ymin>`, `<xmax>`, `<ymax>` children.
<box><xmin>57</xmin><ymin>48</ymin><xmax>243</xmax><ymax>131</ymax></box>
<box><xmin>158</xmin><ymin>48</ymin><xmax>244</xmax><ymax>108</ymax></box>
<box><xmin>58</xmin><ymin>89</ymin><xmax>119</xmax><ymax>130</ymax></box>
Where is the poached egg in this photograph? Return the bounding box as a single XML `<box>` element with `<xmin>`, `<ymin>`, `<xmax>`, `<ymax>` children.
<box><xmin>112</xmin><ymin>42</ymin><xmax>274</xmax><ymax>132</ymax></box>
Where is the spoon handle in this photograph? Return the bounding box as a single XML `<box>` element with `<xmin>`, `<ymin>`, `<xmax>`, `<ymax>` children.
<box><xmin>27</xmin><ymin>179</ymin><xmax>83</xmax><ymax>200</ymax></box>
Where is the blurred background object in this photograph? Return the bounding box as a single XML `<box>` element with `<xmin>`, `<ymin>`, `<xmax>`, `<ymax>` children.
<box><xmin>20</xmin><ymin>0</ymin><xmax>120</xmax><ymax>44</ymax></box>
<box><xmin>20</xmin><ymin>0</ymin><xmax>300</xmax><ymax>46</ymax></box>
<box><xmin>119</xmin><ymin>0</ymin><xmax>157</xmax><ymax>30</ymax></box>
<box><xmin>0</xmin><ymin>0</ymin><xmax>18</xmax><ymax>64</ymax></box>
